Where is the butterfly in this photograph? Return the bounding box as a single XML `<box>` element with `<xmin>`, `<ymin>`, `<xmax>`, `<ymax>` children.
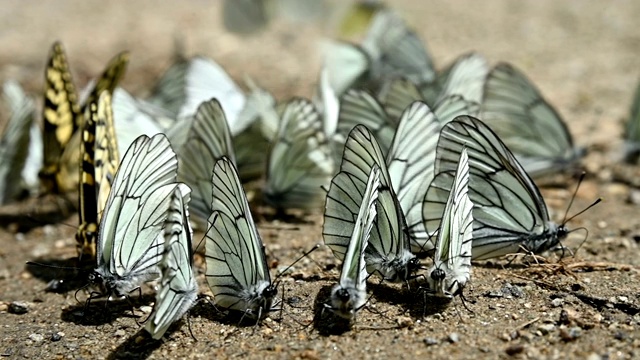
<box><xmin>423</xmin><ymin>115</ymin><xmax>571</xmax><ymax>260</ymax></box>
<box><xmin>145</xmin><ymin>186</ymin><xmax>197</xmax><ymax>339</ymax></box>
<box><xmin>76</xmin><ymin>91</ymin><xmax>120</xmax><ymax>262</ymax></box>
<box><xmin>361</xmin><ymin>8</ymin><xmax>435</xmax><ymax>88</ymax></box>
<box><xmin>324</xmin><ymin>124</ymin><xmax>419</xmax><ymax>282</ymax></box>
<box><xmin>426</xmin><ymin>148</ymin><xmax>473</xmax><ymax>298</ymax></box>
<box><xmin>480</xmin><ymin>63</ymin><xmax>583</xmax><ymax>177</ymax></box>
<box><xmin>320</xmin><ymin>40</ymin><xmax>372</xmax><ymax>97</ymax></box>
<box><xmin>0</xmin><ymin>80</ymin><xmax>38</xmax><ymax>204</ymax></box>
<box><xmin>623</xmin><ymin>79</ymin><xmax>640</xmax><ymax>163</ymax></box>
<box><xmin>264</xmin><ymin>98</ymin><xmax>335</xmax><ymax>210</ymax></box>
<box><xmin>40</xmin><ymin>41</ymin><xmax>129</xmax><ymax>195</ymax></box>
<box><xmin>166</xmin><ymin>98</ymin><xmax>236</xmax><ymax>228</ymax></box>
<box><xmin>89</xmin><ymin>133</ymin><xmax>190</xmax><ymax>299</ymax></box>
<box><xmin>326</xmin><ymin>164</ymin><xmax>379</xmax><ymax>320</ymax></box>
<box><xmin>205</xmin><ymin>156</ymin><xmax>277</xmax><ymax>320</ymax></box>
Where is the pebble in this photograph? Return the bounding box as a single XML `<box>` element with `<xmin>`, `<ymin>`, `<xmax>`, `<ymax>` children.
<box><xmin>551</xmin><ymin>298</ymin><xmax>564</xmax><ymax>307</ymax></box>
<box><xmin>537</xmin><ymin>323</ymin><xmax>555</xmax><ymax>335</ymax></box>
<box><xmin>51</xmin><ymin>332</ymin><xmax>64</xmax><ymax>342</ymax></box>
<box><xmin>505</xmin><ymin>344</ymin><xmax>524</xmax><ymax>356</ymax></box>
<box><xmin>8</xmin><ymin>301</ymin><xmax>29</xmax><ymax>314</ymax></box>
<box><xmin>501</xmin><ymin>283</ymin><xmax>524</xmax><ymax>298</ymax></box>
<box><xmin>423</xmin><ymin>337</ymin><xmax>438</xmax><ymax>346</ymax></box>
<box><xmin>139</xmin><ymin>306</ymin><xmax>153</xmax><ymax>314</ymax></box>
<box><xmin>447</xmin><ymin>333</ymin><xmax>460</xmax><ymax>343</ymax></box>
<box><xmin>396</xmin><ymin>316</ymin><xmax>414</xmax><ymax>328</ymax></box>
<box><xmin>114</xmin><ymin>329</ymin><xmax>126</xmax><ymax>337</ymax></box>
<box><xmin>28</xmin><ymin>333</ymin><xmax>44</xmax><ymax>343</ymax></box>
<box><xmin>559</xmin><ymin>327</ymin><xmax>581</xmax><ymax>342</ymax></box>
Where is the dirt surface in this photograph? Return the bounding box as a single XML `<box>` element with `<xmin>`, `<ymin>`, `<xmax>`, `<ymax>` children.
<box><xmin>1</xmin><ymin>1</ymin><xmax>640</xmax><ymax>359</ymax></box>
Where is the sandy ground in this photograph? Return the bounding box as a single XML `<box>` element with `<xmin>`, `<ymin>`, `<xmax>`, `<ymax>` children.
<box><xmin>1</xmin><ymin>1</ymin><xmax>640</xmax><ymax>359</ymax></box>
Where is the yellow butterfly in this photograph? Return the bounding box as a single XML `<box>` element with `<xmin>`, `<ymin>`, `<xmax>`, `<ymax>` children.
<box><xmin>76</xmin><ymin>90</ymin><xmax>119</xmax><ymax>262</ymax></box>
<box><xmin>39</xmin><ymin>41</ymin><xmax>128</xmax><ymax>196</ymax></box>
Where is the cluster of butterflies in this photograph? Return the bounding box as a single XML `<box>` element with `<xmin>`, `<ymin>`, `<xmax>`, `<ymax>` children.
<box><xmin>0</xmin><ymin>5</ymin><xmax>609</xmax><ymax>340</ymax></box>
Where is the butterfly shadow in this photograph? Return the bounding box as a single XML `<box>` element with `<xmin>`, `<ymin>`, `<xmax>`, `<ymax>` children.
<box><xmin>191</xmin><ymin>297</ymin><xmax>266</xmax><ymax>328</ymax></box>
<box><xmin>60</xmin><ymin>293</ymin><xmax>156</xmax><ymax>326</ymax></box>
<box><xmin>25</xmin><ymin>257</ymin><xmax>90</xmax><ymax>293</ymax></box>
<box><xmin>106</xmin><ymin>328</ymin><xmax>163</xmax><ymax>360</ymax></box>
<box><xmin>311</xmin><ymin>285</ymin><xmax>353</xmax><ymax>336</ymax></box>
<box><xmin>368</xmin><ymin>282</ymin><xmax>450</xmax><ymax>319</ymax></box>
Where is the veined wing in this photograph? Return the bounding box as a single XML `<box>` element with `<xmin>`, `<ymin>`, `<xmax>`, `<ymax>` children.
<box><xmin>145</xmin><ymin>186</ymin><xmax>197</xmax><ymax>339</ymax></box>
<box><xmin>0</xmin><ymin>80</ymin><xmax>36</xmax><ymax>204</ymax></box>
<box><xmin>205</xmin><ymin>157</ymin><xmax>275</xmax><ymax>318</ymax></box>
<box><xmin>428</xmin><ymin>148</ymin><xmax>473</xmax><ymax>298</ymax></box>
<box><xmin>481</xmin><ymin>63</ymin><xmax>582</xmax><ymax>177</ymax></box>
<box><xmin>40</xmin><ymin>41</ymin><xmax>81</xmax><ymax>194</ymax></box>
<box><xmin>377</xmin><ymin>77</ymin><xmax>423</xmax><ymax>124</ymax></box>
<box><xmin>170</xmin><ymin>98</ymin><xmax>236</xmax><ymax>227</ymax></box>
<box><xmin>362</xmin><ymin>9</ymin><xmax>435</xmax><ymax>86</ymax></box>
<box><xmin>436</xmin><ymin>52</ymin><xmax>488</xmax><ymax>105</ymax></box>
<box><xmin>324</xmin><ymin>125</ymin><xmax>416</xmax><ymax>282</ymax></box>
<box><xmin>265</xmin><ymin>98</ymin><xmax>334</xmax><ymax>210</ymax></box>
<box><xmin>386</xmin><ymin>101</ymin><xmax>440</xmax><ymax>253</ymax></box>
<box><xmin>336</xmin><ymin>89</ymin><xmax>394</xmax><ymax>153</ymax></box>
<box><xmin>321</xmin><ymin>40</ymin><xmax>371</xmax><ymax>96</ymax></box>
<box><xmin>624</xmin><ymin>79</ymin><xmax>640</xmax><ymax>162</ymax></box>
<box><xmin>424</xmin><ymin>116</ymin><xmax>562</xmax><ymax>260</ymax></box>
<box><xmin>81</xmin><ymin>51</ymin><xmax>130</xmax><ymax>117</ymax></box>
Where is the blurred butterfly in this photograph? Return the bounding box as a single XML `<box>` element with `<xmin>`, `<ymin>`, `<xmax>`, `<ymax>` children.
<box><xmin>166</xmin><ymin>98</ymin><xmax>236</xmax><ymax>228</ymax></box>
<box><xmin>145</xmin><ymin>186</ymin><xmax>197</xmax><ymax>339</ymax></box>
<box><xmin>40</xmin><ymin>41</ymin><xmax>128</xmax><ymax>195</ymax></box>
<box><xmin>324</xmin><ymin>124</ymin><xmax>419</xmax><ymax>282</ymax></box>
<box><xmin>0</xmin><ymin>80</ymin><xmax>39</xmax><ymax>204</ymax></box>
<box><xmin>89</xmin><ymin>134</ymin><xmax>190</xmax><ymax>299</ymax></box>
<box><xmin>320</xmin><ymin>40</ymin><xmax>371</xmax><ymax>97</ymax></box>
<box><xmin>623</xmin><ymin>79</ymin><xmax>640</xmax><ymax>163</ymax></box>
<box><xmin>480</xmin><ymin>63</ymin><xmax>583</xmax><ymax>177</ymax></box>
<box><xmin>205</xmin><ymin>157</ymin><xmax>277</xmax><ymax>320</ymax></box>
<box><xmin>326</xmin><ymin>164</ymin><xmax>379</xmax><ymax>320</ymax></box>
<box><xmin>76</xmin><ymin>91</ymin><xmax>120</xmax><ymax>263</ymax></box>
<box><xmin>426</xmin><ymin>148</ymin><xmax>473</xmax><ymax>298</ymax></box>
<box><xmin>264</xmin><ymin>98</ymin><xmax>335</xmax><ymax>210</ymax></box>
<box><xmin>361</xmin><ymin>8</ymin><xmax>435</xmax><ymax>88</ymax></box>
<box><xmin>424</xmin><ymin>116</ymin><xmax>580</xmax><ymax>260</ymax></box>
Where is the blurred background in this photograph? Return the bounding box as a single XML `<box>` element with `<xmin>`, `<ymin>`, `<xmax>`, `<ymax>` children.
<box><xmin>0</xmin><ymin>0</ymin><xmax>639</xmax><ymax>148</ymax></box>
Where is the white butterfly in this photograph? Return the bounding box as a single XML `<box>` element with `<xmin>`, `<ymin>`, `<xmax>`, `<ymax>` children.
<box><xmin>361</xmin><ymin>9</ymin><xmax>435</xmax><ymax>87</ymax></box>
<box><xmin>426</xmin><ymin>148</ymin><xmax>473</xmax><ymax>298</ymax></box>
<box><xmin>327</xmin><ymin>164</ymin><xmax>379</xmax><ymax>320</ymax></box>
<box><xmin>320</xmin><ymin>40</ymin><xmax>371</xmax><ymax>96</ymax></box>
<box><xmin>480</xmin><ymin>63</ymin><xmax>583</xmax><ymax>177</ymax></box>
<box><xmin>623</xmin><ymin>79</ymin><xmax>640</xmax><ymax>163</ymax></box>
<box><xmin>435</xmin><ymin>52</ymin><xmax>488</xmax><ymax>106</ymax></box>
<box><xmin>145</xmin><ymin>186</ymin><xmax>198</xmax><ymax>339</ymax></box>
<box><xmin>90</xmin><ymin>134</ymin><xmax>190</xmax><ymax>298</ymax></box>
<box><xmin>205</xmin><ymin>157</ymin><xmax>277</xmax><ymax>319</ymax></box>
<box><xmin>0</xmin><ymin>80</ymin><xmax>39</xmax><ymax>204</ymax></box>
<box><xmin>166</xmin><ymin>98</ymin><xmax>236</xmax><ymax>228</ymax></box>
<box><xmin>423</xmin><ymin>116</ymin><xmax>570</xmax><ymax>260</ymax></box>
<box><xmin>264</xmin><ymin>98</ymin><xmax>335</xmax><ymax>210</ymax></box>
<box><xmin>148</xmin><ymin>56</ymin><xmax>248</xmax><ymax>135</ymax></box>
<box><xmin>324</xmin><ymin>125</ymin><xmax>419</xmax><ymax>282</ymax></box>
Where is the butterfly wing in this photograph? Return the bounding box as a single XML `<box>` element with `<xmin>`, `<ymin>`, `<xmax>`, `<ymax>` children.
<box><xmin>377</xmin><ymin>77</ymin><xmax>424</xmax><ymax>124</ymax></box>
<box><xmin>0</xmin><ymin>80</ymin><xmax>36</xmax><ymax>204</ymax></box>
<box><xmin>265</xmin><ymin>98</ymin><xmax>334</xmax><ymax>209</ymax></box>
<box><xmin>386</xmin><ymin>101</ymin><xmax>440</xmax><ymax>253</ymax></box>
<box><xmin>169</xmin><ymin>99</ymin><xmax>236</xmax><ymax>227</ymax></box>
<box><xmin>481</xmin><ymin>63</ymin><xmax>582</xmax><ymax>177</ymax></box>
<box><xmin>145</xmin><ymin>186</ymin><xmax>197</xmax><ymax>340</ymax></box>
<box><xmin>424</xmin><ymin>116</ymin><xmax>555</xmax><ymax>260</ymax></box>
<box><xmin>624</xmin><ymin>79</ymin><xmax>640</xmax><ymax>162</ymax></box>
<box><xmin>436</xmin><ymin>52</ymin><xmax>488</xmax><ymax>105</ymax></box>
<box><xmin>205</xmin><ymin>157</ymin><xmax>273</xmax><ymax>317</ymax></box>
<box><xmin>321</xmin><ymin>40</ymin><xmax>371</xmax><ymax>96</ymax></box>
<box><xmin>429</xmin><ymin>148</ymin><xmax>473</xmax><ymax>297</ymax></box>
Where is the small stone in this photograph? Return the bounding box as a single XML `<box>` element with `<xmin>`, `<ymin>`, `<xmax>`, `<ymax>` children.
<box><xmin>396</xmin><ymin>316</ymin><xmax>414</xmax><ymax>328</ymax></box>
<box><xmin>51</xmin><ymin>332</ymin><xmax>64</xmax><ymax>342</ymax></box>
<box><xmin>28</xmin><ymin>333</ymin><xmax>44</xmax><ymax>343</ymax></box>
<box><xmin>505</xmin><ymin>344</ymin><xmax>524</xmax><ymax>356</ymax></box>
<box><xmin>114</xmin><ymin>329</ymin><xmax>126</xmax><ymax>337</ymax></box>
<box><xmin>551</xmin><ymin>298</ymin><xmax>564</xmax><ymax>308</ymax></box>
<box><xmin>560</xmin><ymin>327</ymin><xmax>581</xmax><ymax>342</ymax></box>
<box><xmin>423</xmin><ymin>337</ymin><xmax>438</xmax><ymax>346</ymax></box>
<box><xmin>618</xmin><ymin>296</ymin><xmax>628</xmax><ymax>303</ymax></box>
<box><xmin>586</xmin><ymin>353</ymin><xmax>602</xmax><ymax>360</ymax></box>
<box><xmin>0</xmin><ymin>302</ymin><xmax>8</xmax><ymax>312</ymax></box>
<box><xmin>9</xmin><ymin>301</ymin><xmax>29</xmax><ymax>314</ymax></box>
<box><xmin>447</xmin><ymin>332</ymin><xmax>460</xmax><ymax>343</ymax></box>
<box><xmin>613</xmin><ymin>331</ymin><xmax>627</xmax><ymax>341</ymax></box>
<box><xmin>537</xmin><ymin>323</ymin><xmax>555</xmax><ymax>335</ymax></box>
<box><xmin>139</xmin><ymin>306</ymin><xmax>153</xmax><ymax>314</ymax></box>
<box><xmin>485</xmin><ymin>291</ymin><xmax>504</xmax><ymax>298</ymax></box>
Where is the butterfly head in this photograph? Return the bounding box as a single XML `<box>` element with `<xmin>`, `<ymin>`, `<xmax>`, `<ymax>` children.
<box><xmin>430</xmin><ymin>267</ymin><xmax>446</xmax><ymax>282</ymax></box>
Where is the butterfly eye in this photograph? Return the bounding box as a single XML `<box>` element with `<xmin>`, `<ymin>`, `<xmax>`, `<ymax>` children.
<box><xmin>336</xmin><ymin>288</ymin><xmax>351</xmax><ymax>301</ymax></box>
<box><xmin>430</xmin><ymin>268</ymin><xmax>446</xmax><ymax>281</ymax></box>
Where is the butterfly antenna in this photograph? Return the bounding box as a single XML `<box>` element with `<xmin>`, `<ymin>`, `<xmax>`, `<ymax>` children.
<box><xmin>25</xmin><ymin>261</ymin><xmax>81</xmax><ymax>271</ymax></box>
<box><xmin>561</xmin><ymin>172</ymin><xmax>602</xmax><ymax>225</ymax></box>
<box><xmin>273</xmin><ymin>244</ymin><xmax>321</xmax><ymax>283</ymax></box>
<box><xmin>563</xmin><ymin>198</ymin><xmax>602</xmax><ymax>225</ymax></box>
